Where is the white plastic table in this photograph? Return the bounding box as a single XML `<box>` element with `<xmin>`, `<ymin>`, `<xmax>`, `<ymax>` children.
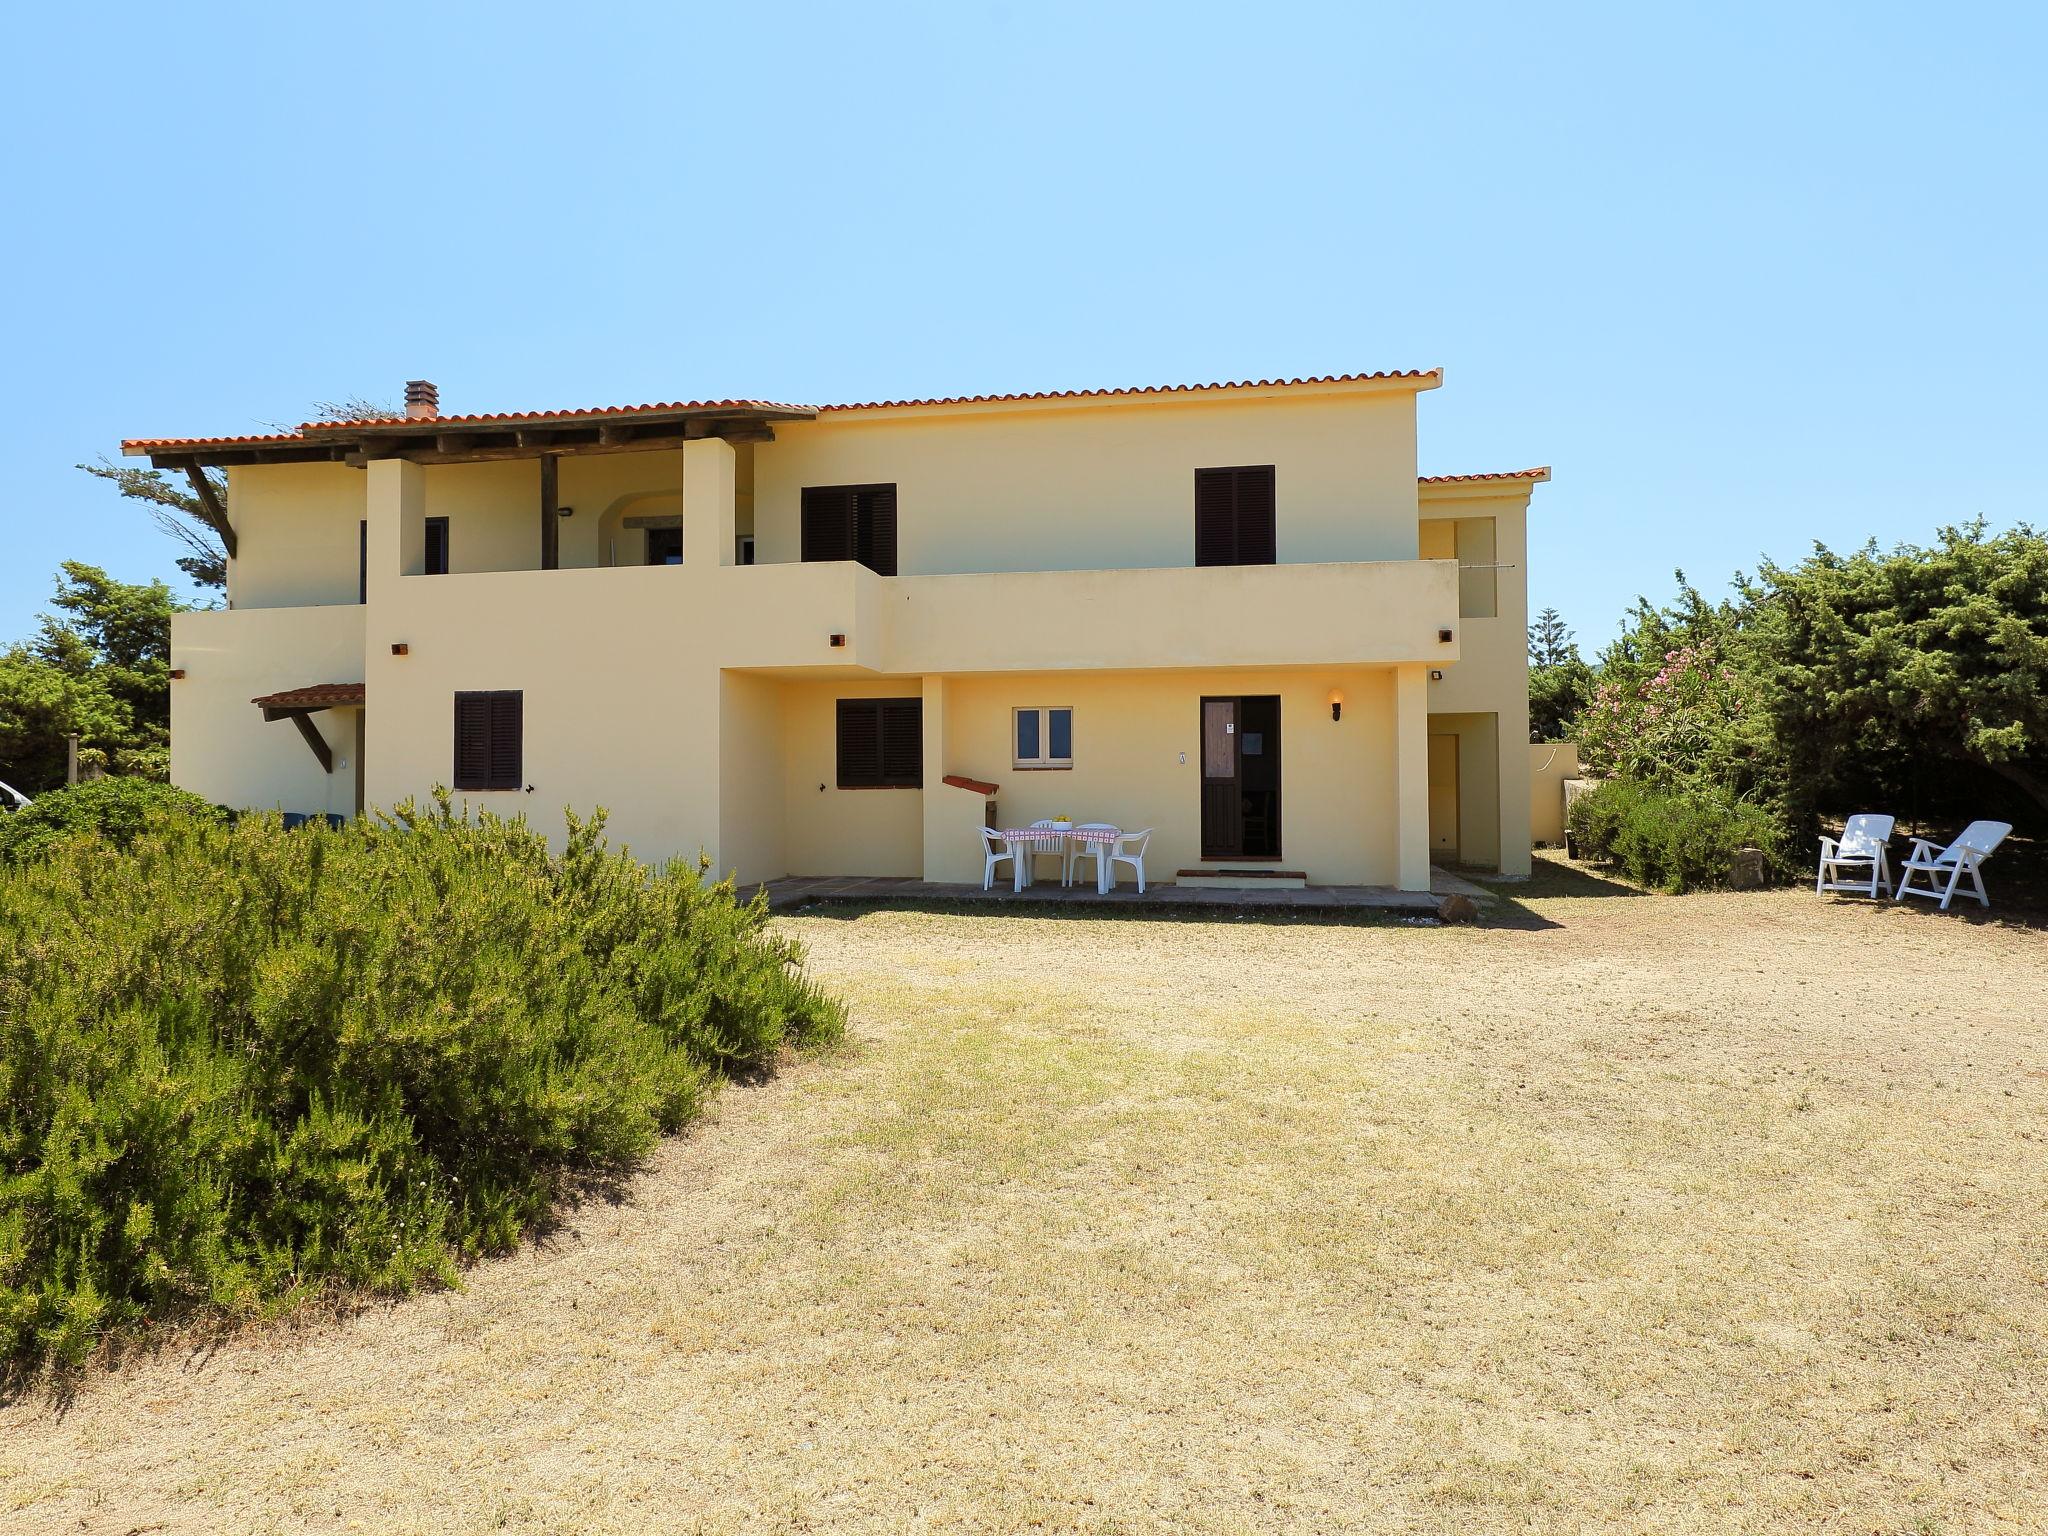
<box><xmin>999</xmin><ymin>825</ymin><xmax>1120</xmax><ymax>892</ymax></box>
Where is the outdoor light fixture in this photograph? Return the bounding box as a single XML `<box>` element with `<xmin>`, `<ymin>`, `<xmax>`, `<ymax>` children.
<box><xmin>169</xmin><ymin>668</ymin><xmax>186</xmax><ymax>680</ymax></box>
<box><xmin>1328</xmin><ymin>687</ymin><xmax>1343</xmax><ymax>722</ymax></box>
<box><xmin>830</xmin><ymin>633</ymin><xmax>847</xmax><ymax>647</ymax></box>
<box><xmin>1438</xmin><ymin>628</ymin><xmax>1455</xmax><ymax>643</ymax></box>
<box><xmin>1429</xmin><ymin>668</ymin><xmax>1445</xmax><ymax>682</ymax></box>
<box><xmin>556</xmin><ymin>504</ymin><xmax>575</xmax><ymax>518</ymax></box>
<box><xmin>391</xmin><ymin>643</ymin><xmax>410</xmax><ymax>656</ymax></box>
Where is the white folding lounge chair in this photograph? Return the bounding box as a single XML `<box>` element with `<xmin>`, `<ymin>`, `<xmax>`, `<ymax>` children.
<box><xmin>1815</xmin><ymin>813</ymin><xmax>1895</xmax><ymax>898</ymax></box>
<box><xmin>978</xmin><ymin>826</ymin><xmax>1018</xmax><ymax>892</ymax></box>
<box><xmin>1893</xmin><ymin>820</ymin><xmax>2013</xmax><ymax>911</ymax></box>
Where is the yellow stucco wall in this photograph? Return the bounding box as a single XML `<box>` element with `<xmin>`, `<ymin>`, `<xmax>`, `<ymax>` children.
<box><xmin>929</xmin><ymin>667</ymin><xmax>1402</xmax><ymax>887</ymax></box>
<box><xmin>1426</xmin><ymin>710</ymin><xmax>1502</xmax><ymax>869</ymax></box>
<box><xmin>1530</xmin><ymin>740</ymin><xmax>1581</xmax><ymax>845</ymax></box>
<box><xmin>171</xmin><ymin>388</ymin><xmax>1541</xmax><ymax>890</ymax></box>
<box><xmin>755</xmin><ymin>388</ymin><xmax>1421</xmax><ymax>574</ymax></box>
<box><xmin>779</xmin><ymin>677</ymin><xmax>926</xmax><ymax>878</ymax></box>
<box><xmin>170</xmin><ymin>604</ymin><xmax>364</xmax><ymax>818</ymax></box>
<box><xmin>1421</xmin><ymin>481</ymin><xmax>1536</xmax><ymax>875</ymax></box>
<box><xmin>227</xmin><ymin>464</ymin><xmax>365</xmax><ymax>609</ymax></box>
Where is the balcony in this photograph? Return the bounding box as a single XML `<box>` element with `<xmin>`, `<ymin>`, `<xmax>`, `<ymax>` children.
<box><xmin>876</xmin><ymin>558</ymin><xmax>1460</xmax><ymax>674</ymax></box>
<box><xmin>368</xmin><ymin>556</ymin><xmax>1460</xmax><ymax>677</ymax></box>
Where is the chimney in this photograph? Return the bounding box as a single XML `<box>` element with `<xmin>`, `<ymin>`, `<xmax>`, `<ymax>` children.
<box><xmin>404</xmin><ymin>379</ymin><xmax>439</xmax><ymax>420</ymax></box>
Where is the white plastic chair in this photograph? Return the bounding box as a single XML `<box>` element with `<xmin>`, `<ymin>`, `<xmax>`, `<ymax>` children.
<box><xmin>1893</xmin><ymin>820</ymin><xmax>2013</xmax><ymax>911</ymax></box>
<box><xmin>1095</xmin><ymin>828</ymin><xmax>1153</xmax><ymax>894</ymax></box>
<box><xmin>1026</xmin><ymin>818</ymin><xmax>1069</xmax><ymax>887</ymax></box>
<box><xmin>1815</xmin><ymin>813</ymin><xmax>1895</xmax><ymax>898</ymax></box>
<box><xmin>978</xmin><ymin>826</ymin><xmax>1018</xmax><ymax>892</ymax></box>
<box><xmin>1068</xmin><ymin>822</ymin><xmax>1119</xmax><ymax>887</ymax></box>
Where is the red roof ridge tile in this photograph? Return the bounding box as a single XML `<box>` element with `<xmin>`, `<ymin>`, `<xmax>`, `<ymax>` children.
<box><xmin>815</xmin><ymin>370</ymin><xmax>1441</xmax><ymax>413</ymax></box>
<box><xmin>297</xmin><ymin>398</ymin><xmax>814</xmax><ymax>432</ymax></box>
<box><xmin>1418</xmin><ymin>467</ymin><xmax>1552</xmax><ymax>484</ymax></box>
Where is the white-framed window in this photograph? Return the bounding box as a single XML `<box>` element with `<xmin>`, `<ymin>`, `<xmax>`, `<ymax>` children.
<box><xmin>1014</xmin><ymin>706</ymin><xmax>1073</xmax><ymax>769</ymax></box>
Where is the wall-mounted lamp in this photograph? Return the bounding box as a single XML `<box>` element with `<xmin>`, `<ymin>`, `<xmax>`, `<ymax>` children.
<box><xmin>1438</xmin><ymin>628</ymin><xmax>1455</xmax><ymax>644</ymax></box>
<box><xmin>390</xmin><ymin>643</ymin><xmax>410</xmax><ymax>656</ymax></box>
<box><xmin>1328</xmin><ymin>687</ymin><xmax>1343</xmax><ymax>722</ymax></box>
<box><xmin>556</xmin><ymin>505</ymin><xmax>575</xmax><ymax>519</ymax></box>
<box><xmin>829</xmin><ymin>633</ymin><xmax>847</xmax><ymax>648</ymax></box>
<box><xmin>1429</xmin><ymin>668</ymin><xmax>1445</xmax><ymax>682</ymax></box>
<box><xmin>169</xmin><ymin>668</ymin><xmax>186</xmax><ymax>680</ymax></box>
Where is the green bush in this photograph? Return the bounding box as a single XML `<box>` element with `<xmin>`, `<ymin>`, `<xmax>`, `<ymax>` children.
<box><xmin>0</xmin><ymin>776</ymin><xmax>224</xmax><ymax>867</ymax></box>
<box><xmin>1567</xmin><ymin>778</ymin><xmax>1786</xmax><ymax>893</ymax></box>
<box><xmin>0</xmin><ymin>794</ymin><xmax>843</xmax><ymax>1375</ymax></box>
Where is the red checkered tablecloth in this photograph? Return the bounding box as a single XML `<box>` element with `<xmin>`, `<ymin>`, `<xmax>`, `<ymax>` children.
<box><xmin>1001</xmin><ymin>826</ymin><xmax>1120</xmax><ymax>845</ymax></box>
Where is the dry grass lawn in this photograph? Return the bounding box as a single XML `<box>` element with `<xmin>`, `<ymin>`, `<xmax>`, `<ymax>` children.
<box><xmin>4</xmin><ymin>857</ymin><xmax>2046</xmax><ymax>1534</ymax></box>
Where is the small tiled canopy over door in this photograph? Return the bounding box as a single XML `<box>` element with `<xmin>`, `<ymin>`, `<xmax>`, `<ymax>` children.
<box><xmin>1194</xmin><ymin>465</ymin><xmax>1277</xmax><ymax>567</ymax></box>
<box><xmin>802</xmin><ymin>485</ymin><xmax>899</xmax><ymax>575</ymax></box>
<box><xmin>453</xmin><ymin>690</ymin><xmax>523</xmax><ymax>791</ymax></box>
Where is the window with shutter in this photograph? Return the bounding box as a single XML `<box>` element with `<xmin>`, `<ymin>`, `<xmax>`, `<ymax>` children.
<box><xmin>802</xmin><ymin>487</ymin><xmax>854</xmax><ymax>563</ymax></box>
<box><xmin>854</xmin><ymin>484</ymin><xmax>898</xmax><ymax>576</ymax></box>
<box><xmin>802</xmin><ymin>484</ymin><xmax>897</xmax><ymax>575</ymax></box>
<box><xmin>1193</xmin><ymin>465</ymin><xmax>1277</xmax><ymax>567</ymax></box>
<box><xmin>453</xmin><ymin>690</ymin><xmax>523</xmax><ymax>791</ymax></box>
<box><xmin>836</xmin><ymin>697</ymin><xmax>922</xmax><ymax>787</ymax></box>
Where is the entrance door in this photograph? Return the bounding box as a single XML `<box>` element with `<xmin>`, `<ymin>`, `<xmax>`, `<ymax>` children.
<box><xmin>1428</xmin><ymin>732</ymin><xmax>1459</xmax><ymax>863</ymax></box>
<box><xmin>1200</xmin><ymin>695</ymin><xmax>1282</xmax><ymax>859</ymax></box>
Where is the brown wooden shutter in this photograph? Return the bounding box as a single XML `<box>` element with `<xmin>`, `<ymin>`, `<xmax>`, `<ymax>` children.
<box><xmin>836</xmin><ymin>697</ymin><xmax>920</xmax><ymax>787</ymax></box>
<box><xmin>856</xmin><ymin>484</ymin><xmax>898</xmax><ymax>575</ymax></box>
<box><xmin>453</xmin><ymin>694</ymin><xmax>491</xmax><ymax>789</ymax></box>
<box><xmin>454</xmin><ymin>690</ymin><xmax>522</xmax><ymax>790</ymax></box>
<box><xmin>1194</xmin><ymin>470</ymin><xmax>1234</xmax><ymax>566</ymax></box>
<box><xmin>836</xmin><ymin>699</ymin><xmax>881</xmax><ymax>786</ymax></box>
<box><xmin>802</xmin><ymin>487</ymin><xmax>854</xmax><ymax>562</ymax></box>
<box><xmin>1236</xmin><ymin>465</ymin><xmax>1276</xmax><ymax>564</ymax></box>
<box><xmin>1194</xmin><ymin>466</ymin><xmax>1276</xmax><ymax>566</ymax></box>
<box><xmin>878</xmin><ymin>698</ymin><xmax>923</xmax><ymax>785</ymax></box>
<box><xmin>488</xmin><ymin>692</ymin><xmax>522</xmax><ymax>789</ymax></box>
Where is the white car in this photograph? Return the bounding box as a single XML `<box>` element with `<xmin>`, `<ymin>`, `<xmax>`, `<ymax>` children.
<box><xmin>0</xmin><ymin>779</ymin><xmax>31</xmax><ymax>813</ymax></box>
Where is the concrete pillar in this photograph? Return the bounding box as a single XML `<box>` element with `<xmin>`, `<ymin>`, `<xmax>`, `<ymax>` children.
<box><xmin>1395</xmin><ymin>663</ymin><xmax>1431</xmax><ymax>892</ymax></box>
<box><xmin>682</xmin><ymin>438</ymin><xmax>737</xmax><ymax>569</ymax></box>
<box><xmin>365</xmin><ymin>458</ymin><xmax>426</xmax><ymax>601</ymax></box>
<box><xmin>920</xmin><ymin>674</ymin><xmax>947</xmax><ymax>881</ymax></box>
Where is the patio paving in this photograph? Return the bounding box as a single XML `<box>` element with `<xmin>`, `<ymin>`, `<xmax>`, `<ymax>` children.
<box><xmin>754</xmin><ymin>867</ymin><xmax>1493</xmax><ymax>915</ymax></box>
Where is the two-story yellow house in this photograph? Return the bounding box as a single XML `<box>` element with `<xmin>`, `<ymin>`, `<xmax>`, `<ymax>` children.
<box><xmin>125</xmin><ymin>370</ymin><xmax>1545</xmax><ymax>893</ymax></box>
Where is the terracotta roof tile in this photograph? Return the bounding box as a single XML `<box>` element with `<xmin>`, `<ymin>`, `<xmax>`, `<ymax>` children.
<box><xmin>812</xmin><ymin>370</ymin><xmax>1441</xmax><ymax>413</ymax></box>
<box><xmin>124</xmin><ymin>431</ymin><xmax>306</xmax><ymax>451</ymax></box>
<box><xmin>1418</xmin><ymin>467</ymin><xmax>1551</xmax><ymax>484</ymax></box>
<box><xmin>296</xmin><ymin>398</ymin><xmax>813</xmax><ymax>432</ymax></box>
<box><xmin>251</xmin><ymin>683</ymin><xmax>365</xmax><ymax>710</ymax></box>
<box><xmin>125</xmin><ymin>371</ymin><xmax>1442</xmax><ymax>454</ymax></box>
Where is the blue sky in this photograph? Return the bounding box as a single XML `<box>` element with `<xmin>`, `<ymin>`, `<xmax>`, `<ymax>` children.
<box><xmin>5</xmin><ymin>2</ymin><xmax>2042</xmax><ymax>654</ymax></box>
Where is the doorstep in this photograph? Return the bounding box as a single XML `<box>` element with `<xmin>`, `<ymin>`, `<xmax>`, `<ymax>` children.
<box><xmin>1175</xmin><ymin>867</ymin><xmax>1310</xmax><ymax>891</ymax></box>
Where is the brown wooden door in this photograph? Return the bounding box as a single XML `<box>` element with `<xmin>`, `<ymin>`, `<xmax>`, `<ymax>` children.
<box><xmin>1200</xmin><ymin>696</ymin><xmax>1282</xmax><ymax>859</ymax></box>
<box><xmin>1201</xmin><ymin>698</ymin><xmax>1240</xmax><ymax>858</ymax></box>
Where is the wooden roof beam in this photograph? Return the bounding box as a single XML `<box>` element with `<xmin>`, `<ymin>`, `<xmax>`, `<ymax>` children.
<box><xmin>181</xmin><ymin>464</ymin><xmax>237</xmax><ymax>559</ymax></box>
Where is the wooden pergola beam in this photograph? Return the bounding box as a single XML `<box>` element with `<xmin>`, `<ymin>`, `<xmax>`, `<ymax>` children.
<box><xmin>539</xmin><ymin>453</ymin><xmax>560</xmax><ymax>570</ymax></box>
<box><xmin>257</xmin><ymin>708</ymin><xmax>334</xmax><ymax>773</ymax></box>
<box><xmin>148</xmin><ymin>415</ymin><xmax>787</xmax><ymax>470</ymax></box>
<box><xmin>181</xmin><ymin>464</ymin><xmax>238</xmax><ymax>558</ymax></box>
